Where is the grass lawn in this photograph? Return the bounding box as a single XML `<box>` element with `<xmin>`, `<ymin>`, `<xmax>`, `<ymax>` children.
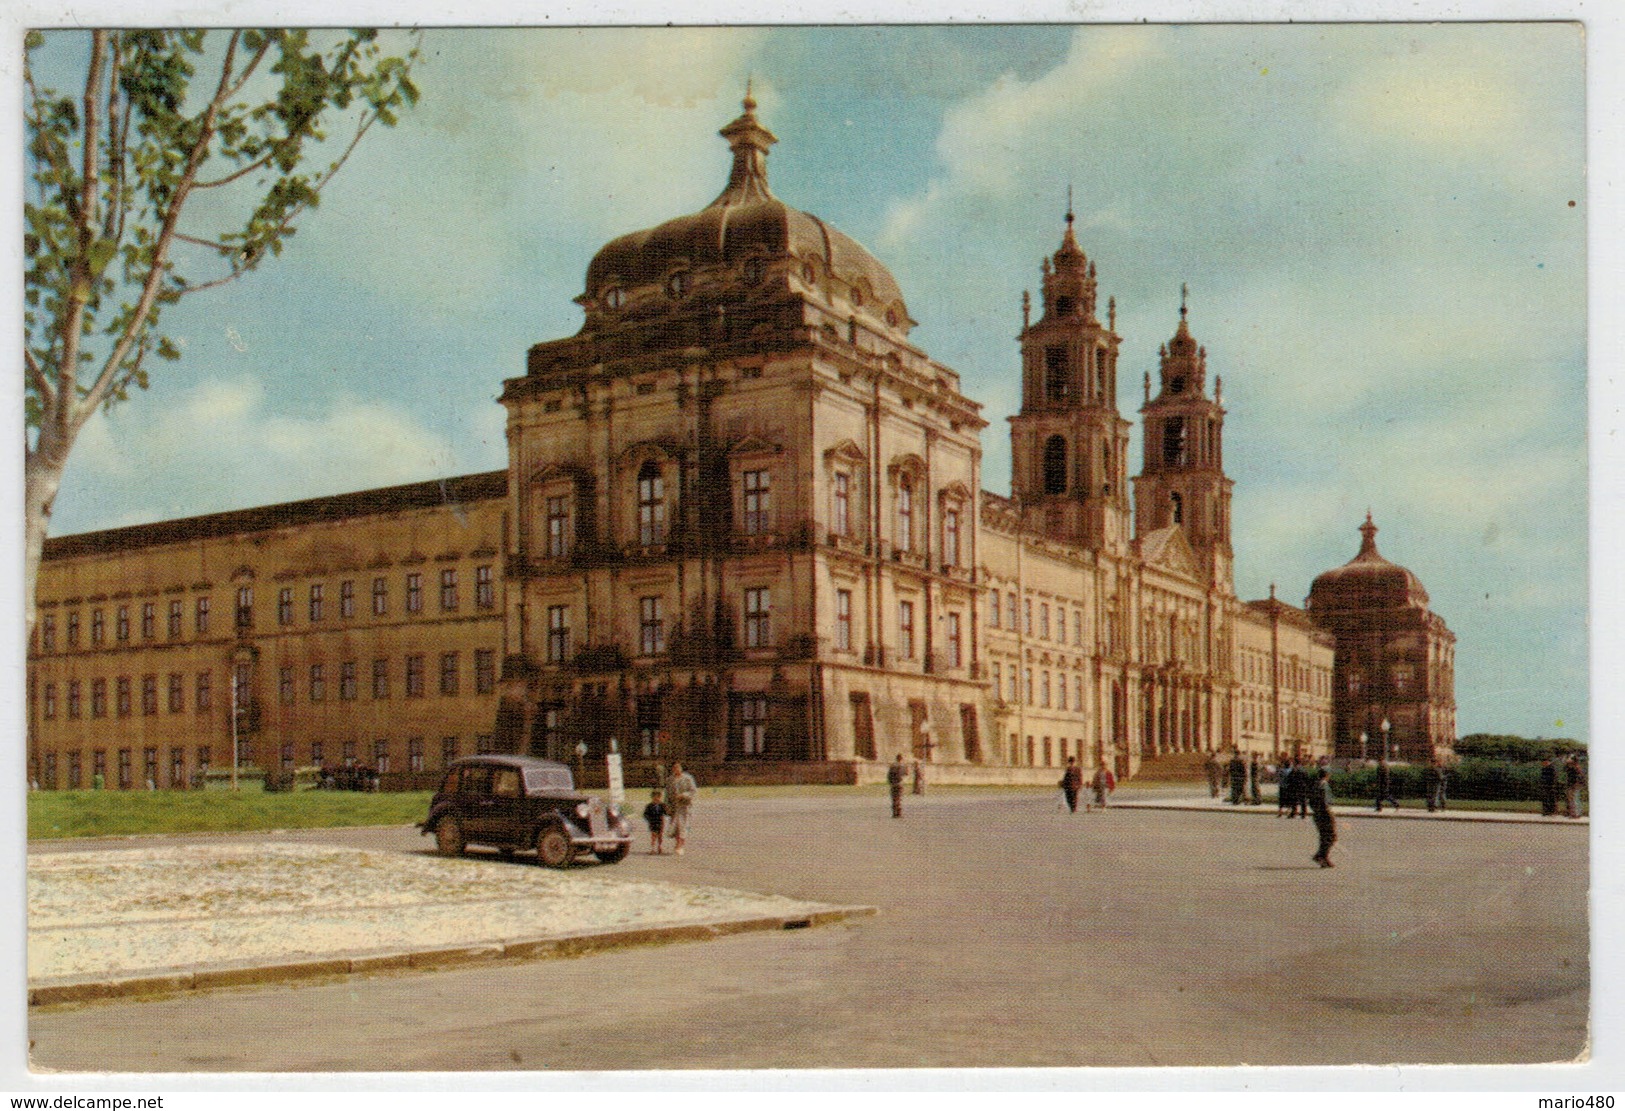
<box><xmin>28</xmin><ymin>789</ymin><xmax>434</xmax><ymax>841</ymax></box>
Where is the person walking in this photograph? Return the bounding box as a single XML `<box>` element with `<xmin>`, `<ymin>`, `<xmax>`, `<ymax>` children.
<box><xmin>1308</xmin><ymin>766</ymin><xmax>1337</xmax><ymax>868</ymax></box>
<box><xmin>1227</xmin><ymin>750</ymin><xmax>1247</xmax><ymax>805</ymax></box>
<box><xmin>912</xmin><ymin>760</ymin><xmax>925</xmax><ymax>796</ymax></box>
<box><xmin>1204</xmin><ymin>751</ymin><xmax>1222</xmax><ymax>800</ymax></box>
<box><xmin>887</xmin><ymin>754</ymin><xmax>906</xmax><ymax>818</ymax></box>
<box><xmin>1089</xmin><ymin>758</ymin><xmax>1116</xmax><ymax>810</ymax></box>
<box><xmin>1373</xmin><ymin>756</ymin><xmax>1399</xmax><ymax>812</ymax></box>
<box><xmin>1248</xmin><ymin>753</ymin><xmax>1263</xmax><ymax>806</ymax></box>
<box><xmin>1538</xmin><ymin>756</ymin><xmax>1560</xmax><ymax>817</ymax></box>
<box><xmin>1061</xmin><ymin>757</ymin><xmax>1084</xmax><ymax>814</ymax></box>
<box><xmin>1276</xmin><ymin>757</ymin><xmax>1298</xmax><ymax>817</ymax></box>
<box><xmin>663</xmin><ymin>762</ymin><xmax>698</xmax><ymax>855</ymax></box>
<box><xmin>643</xmin><ymin>789</ymin><xmax>668</xmax><ymax>854</ymax></box>
<box><xmin>1564</xmin><ymin>754</ymin><xmax>1586</xmax><ymax>819</ymax></box>
<box><xmin>1423</xmin><ymin>757</ymin><xmax>1448</xmax><ymax>812</ymax></box>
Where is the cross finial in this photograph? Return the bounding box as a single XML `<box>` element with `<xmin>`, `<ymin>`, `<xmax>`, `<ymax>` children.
<box><xmin>1180</xmin><ymin>282</ymin><xmax>1189</xmax><ymax>319</ymax></box>
<box><xmin>743</xmin><ymin>76</ymin><xmax>756</xmax><ymax>112</ymax></box>
<box><xmin>1066</xmin><ymin>184</ymin><xmax>1074</xmax><ymax>225</ymax></box>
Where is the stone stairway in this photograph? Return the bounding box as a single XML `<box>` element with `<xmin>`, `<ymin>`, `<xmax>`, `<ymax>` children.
<box><xmin>1133</xmin><ymin>749</ymin><xmax>1218</xmax><ymax>783</ymax></box>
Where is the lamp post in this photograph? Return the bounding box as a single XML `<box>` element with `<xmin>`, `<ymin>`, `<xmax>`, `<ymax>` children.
<box><xmin>1381</xmin><ymin>718</ymin><xmax>1393</xmax><ymax>761</ymax></box>
<box><xmin>1359</xmin><ymin>731</ymin><xmax>1368</xmax><ymax>763</ymax></box>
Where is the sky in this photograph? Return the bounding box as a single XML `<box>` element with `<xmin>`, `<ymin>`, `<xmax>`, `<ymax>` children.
<box><xmin>21</xmin><ymin>22</ymin><xmax>1592</xmax><ymax>742</ymax></box>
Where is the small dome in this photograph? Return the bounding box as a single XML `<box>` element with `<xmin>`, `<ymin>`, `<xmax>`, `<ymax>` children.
<box><xmin>1309</xmin><ymin>513</ymin><xmax>1430</xmax><ymax>611</ymax></box>
<box><xmin>582</xmin><ymin>94</ymin><xmax>910</xmax><ymax>332</ymax></box>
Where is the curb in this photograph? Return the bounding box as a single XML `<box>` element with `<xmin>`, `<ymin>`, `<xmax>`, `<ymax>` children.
<box><xmin>28</xmin><ymin>905</ymin><xmax>878</xmax><ymax>1008</ymax></box>
<box><xmin>1108</xmin><ymin>798</ymin><xmax>1589</xmax><ymax>825</ymax></box>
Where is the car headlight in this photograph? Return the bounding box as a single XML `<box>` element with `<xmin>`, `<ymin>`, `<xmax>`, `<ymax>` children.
<box><xmin>576</xmin><ymin>802</ymin><xmax>592</xmax><ymax>819</ymax></box>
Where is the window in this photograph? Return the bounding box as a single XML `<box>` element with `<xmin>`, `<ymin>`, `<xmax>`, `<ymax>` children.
<box><xmin>1045</xmin><ymin>345</ymin><xmax>1070</xmax><ymax>400</ymax></box>
<box><xmin>835</xmin><ymin>589</ymin><xmax>852</xmax><ymax>651</ymax></box>
<box><xmin>374</xmin><ymin>740</ymin><xmax>391</xmax><ymax>775</ymax></box>
<box><xmin>405</xmin><ymin>573</ymin><xmax>423</xmax><ymax>614</ymax></box>
<box><xmin>1041</xmin><ymin>671</ymin><xmax>1051</xmax><ymax>708</ymax></box>
<box><xmin>988</xmin><ymin>588</ymin><xmax>1001</xmax><ymax>628</ymax></box>
<box><xmin>116</xmin><ymin>676</ymin><xmax>131</xmax><ymax>717</ymax></box>
<box><xmin>440</xmin><ymin>569</ymin><xmax>458</xmax><ymax>611</ymax></box>
<box><xmin>1040</xmin><ymin>603</ymin><xmax>1050</xmax><ymax>640</ymax></box>
<box><xmin>278</xmin><ymin>588</ymin><xmax>294</xmax><ymax>625</ymax></box>
<box><xmin>67</xmin><ymin>611</ymin><xmax>81</xmax><ymax>647</ymax></box>
<box><xmin>1074</xmin><ymin>609</ymin><xmax>1083</xmax><ymax>646</ymax></box>
<box><xmin>961</xmin><ymin>705</ymin><xmax>982</xmax><ymax>763</ymax></box>
<box><xmin>141</xmin><ymin>603</ymin><xmax>156</xmax><ymax>639</ymax></box>
<box><xmin>196</xmin><ymin>596</ymin><xmax>211</xmax><ymax>634</ymax></box>
<box><xmin>474</xmin><ymin>649</ymin><xmax>496</xmax><ymax>694</ymax></box>
<box><xmin>118</xmin><ymin>749</ymin><xmax>133</xmax><ymax>790</ymax></box>
<box><xmin>68</xmin><ymin>751</ymin><xmax>82</xmax><ymax>788</ymax></box>
<box><xmin>44</xmin><ymin>752</ymin><xmax>58</xmax><ymax>789</ymax></box>
<box><xmin>739</xmin><ymin>696</ymin><xmax>767</xmax><ymax>756</ymax></box>
<box><xmin>309</xmin><ymin>664</ymin><xmax>326</xmax><ymax>703</ymax></box>
<box><xmin>43</xmin><ymin>682</ymin><xmax>57</xmax><ymax>719</ymax></box>
<box><xmin>943</xmin><ymin>507</ymin><xmax>961</xmax><ymax>567</ymax></box>
<box><xmin>144</xmin><ymin>747</ymin><xmax>158</xmax><ymax>788</ymax></box>
<box><xmin>196</xmin><ymin>671</ymin><xmax>212</xmax><ymax>713</ymax></box>
<box><xmin>992</xmin><ymin>663</ymin><xmax>1002</xmax><ymax>699</ymax></box>
<box><xmin>372</xmin><ymin>658</ymin><xmax>390</xmax><ymax>699</ymax></box>
<box><xmin>1024</xmin><ymin>598</ymin><xmax>1033</xmax><ymax>635</ymax></box>
<box><xmin>850</xmin><ymin>693</ymin><xmax>876</xmax><ymax>759</ymax></box>
<box><xmin>639</xmin><ymin>596</ymin><xmax>666</xmax><ymax>655</ymax></box>
<box><xmin>96</xmin><ymin>750</ymin><xmax>111</xmax><ymax>784</ymax></box>
<box><xmin>409</xmin><ymin>738</ymin><xmax>425</xmax><ymax>773</ymax></box>
<box><xmin>546</xmin><ymin>496</ymin><xmax>571</xmax><ymax>558</ymax></box>
<box><xmin>440</xmin><ymin>652</ymin><xmax>459</xmax><ymax>696</ymax></box>
<box><xmin>476</xmin><ymin>565</ymin><xmax>495</xmax><ymax>609</ymax></box>
<box><xmin>309</xmin><ymin>584</ymin><xmax>324</xmax><ymax>622</ymax></box>
<box><xmin>1075</xmin><ymin>675</ymin><xmax>1084</xmax><ymax>712</ymax></box>
<box><xmin>91</xmin><ymin>679</ymin><xmax>108</xmax><ymax>718</ymax></box>
<box><xmin>1043</xmin><ymin>435</ymin><xmax>1069</xmax><ymax>495</ymax></box>
<box><xmin>310</xmin><ymin>742</ymin><xmax>324</xmax><ymax>768</ymax></box>
<box><xmin>1162</xmin><ymin>417</ymin><xmax>1188</xmax><ymax>466</ymax></box>
<box><xmin>947</xmin><ymin>612</ymin><xmax>962</xmax><ymax>669</ymax></box>
<box><xmin>898</xmin><ymin>600</ymin><xmax>915</xmax><ymax>659</ymax></box>
<box><xmin>832</xmin><ymin>472</ymin><xmax>851</xmax><ymax>537</ymax></box>
<box><xmin>372</xmin><ymin>577</ymin><xmax>388</xmax><ymax>616</ymax></box>
<box><xmin>441</xmin><ymin>737</ymin><xmax>459</xmax><ymax>767</ymax></box>
<box><xmin>742</xmin><ymin>469</ymin><xmax>771</xmax><ymax>535</ymax></box>
<box><xmin>1058</xmin><ymin>675</ymin><xmax>1068</xmax><ymax>711</ymax></box>
<box><xmin>637</xmin><ymin>461</ymin><xmax>666</xmax><ymax>546</ymax></box>
<box><xmin>91</xmin><ymin>609</ymin><xmax>105</xmax><ymax>646</ymax></box>
<box><xmin>280</xmin><ymin>667</ymin><xmax>295</xmax><ymax>705</ymax></box>
<box><xmin>340</xmin><ymin>580</ymin><xmax>355</xmax><ymax>619</ymax></box>
<box><xmin>405</xmin><ymin>655</ymin><xmax>425</xmax><ymax>698</ymax></box>
<box><xmin>168</xmin><ymin>673</ymin><xmax>184</xmax><ymax>713</ymax></box>
<box><xmin>116</xmin><ymin>606</ymin><xmax>130</xmax><ymax>642</ymax></box>
<box><xmin>170</xmin><ymin>748</ymin><xmax>186</xmax><ymax>786</ymax></box>
<box><xmin>342</xmin><ymin>741</ymin><xmax>357</xmax><ymax>767</ymax></box>
<box><xmin>1170</xmin><ymin>491</ymin><xmax>1183</xmax><ymax>525</ymax></box>
<box><xmin>42</xmin><ymin>614</ymin><xmax>56</xmax><ymax>651</ymax></box>
<box><xmin>1025</xmin><ymin>668</ymin><xmax>1034</xmax><ymax>705</ymax></box>
<box><xmin>744</xmin><ymin>587</ymin><xmax>771</xmax><ymax>648</ymax></box>
<box><xmin>547</xmin><ymin>605</ymin><xmax>570</xmax><ymax>663</ymax></box>
<box><xmin>340</xmin><ymin>661</ymin><xmax>357</xmax><ymax>701</ymax></box>
<box><xmin>1007</xmin><ymin>593</ymin><xmax>1018</xmax><ymax>630</ymax></box>
<box><xmin>896</xmin><ymin>477</ymin><xmax>914</xmax><ymax>551</ymax></box>
<box><xmin>235</xmin><ymin>586</ymin><xmax>253</xmax><ymax>630</ymax></box>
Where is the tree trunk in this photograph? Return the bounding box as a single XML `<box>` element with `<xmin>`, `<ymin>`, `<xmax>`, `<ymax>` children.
<box><xmin>24</xmin><ymin>426</ymin><xmax>73</xmax><ymax>641</ymax></box>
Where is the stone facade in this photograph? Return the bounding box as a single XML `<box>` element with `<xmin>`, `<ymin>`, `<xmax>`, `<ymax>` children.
<box><xmin>27</xmin><ymin>96</ymin><xmax>1384</xmax><ymax>790</ymax></box>
<box><xmin>28</xmin><ymin>474</ymin><xmax>508</xmax><ymax>789</ymax></box>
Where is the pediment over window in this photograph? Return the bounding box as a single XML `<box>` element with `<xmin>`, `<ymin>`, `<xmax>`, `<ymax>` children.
<box><xmin>823</xmin><ymin>439</ymin><xmax>867</xmax><ymax>466</ymax></box>
<box><xmin>729</xmin><ymin>433</ymin><xmax>782</xmax><ymax>457</ymax></box>
<box><xmin>887</xmin><ymin>452</ymin><xmax>927</xmax><ymax>479</ymax></box>
<box><xmin>616</xmin><ymin>440</ymin><xmax>679</xmax><ymax>470</ymax></box>
<box><xmin>938</xmin><ymin>480</ymin><xmax>972</xmax><ymax>503</ymax></box>
<box><xmin>530</xmin><ymin>461</ymin><xmax>592</xmax><ymax>487</ymax></box>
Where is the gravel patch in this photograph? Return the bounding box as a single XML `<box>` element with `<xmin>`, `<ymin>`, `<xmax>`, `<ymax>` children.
<box><xmin>29</xmin><ymin>843</ymin><xmax>840</xmax><ymax>982</ymax></box>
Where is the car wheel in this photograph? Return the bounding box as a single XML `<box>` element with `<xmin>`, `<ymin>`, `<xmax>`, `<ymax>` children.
<box><xmin>435</xmin><ymin>817</ymin><xmax>466</xmax><ymax>857</ymax></box>
<box><xmin>536</xmin><ymin>826</ymin><xmax>574</xmax><ymax>868</ymax></box>
<box><xmin>595</xmin><ymin>844</ymin><xmax>630</xmax><ymax>864</ymax></box>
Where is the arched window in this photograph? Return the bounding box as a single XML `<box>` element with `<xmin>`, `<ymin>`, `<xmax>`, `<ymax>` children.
<box><xmin>1162</xmin><ymin>418</ymin><xmax>1188</xmax><ymax>466</ymax></box>
<box><xmin>1043</xmin><ymin>436</ymin><xmax>1068</xmax><ymax>495</ymax></box>
<box><xmin>896</xmin><ymin>476</ymin><xmax>914</xmax><ymax>552</ymax></box>
<box><xmin>1170</xmin><ymin>491</ymin><xmax>1183</xmax><ymax>524</ymax></box>
<box><xmin>1044</xmin><ymin>346</ymin><xmax>1070</xmax><ymax>401</ymax></box>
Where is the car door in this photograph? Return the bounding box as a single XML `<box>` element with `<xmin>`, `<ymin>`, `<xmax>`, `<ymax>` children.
<box><xmin>457</xmin><ymin>763</ymin><xmax>499</xmax><ymax>843</ymax></box>
<box><xmin>486</xmin><ymin>765</ymin><xmax>527</xmax><ymax>847</ymax></box>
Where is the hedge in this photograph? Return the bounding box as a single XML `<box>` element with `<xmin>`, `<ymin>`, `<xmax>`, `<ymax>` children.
<box><xmin>1329</xmin><ymin>758</ymin><xmax>1584</xmax><ymax>803</ymax></box>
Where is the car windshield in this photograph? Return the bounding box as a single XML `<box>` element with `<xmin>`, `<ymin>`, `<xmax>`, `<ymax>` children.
<box><xmin>523</xmin><ymin>765</ymin><xmax>573</xmax><ymax>793</ymax></box>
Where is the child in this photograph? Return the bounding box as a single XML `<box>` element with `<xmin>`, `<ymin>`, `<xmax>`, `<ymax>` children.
<box><xmin>643</xmin><ymin>789</ymin><xmax>668</xmax><ymax>855</ymax></box>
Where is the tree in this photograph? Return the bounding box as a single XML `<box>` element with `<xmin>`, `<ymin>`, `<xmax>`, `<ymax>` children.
<box><xmin>23</xmin><ymin>29</ymin><xmax>421</xmax><ymax>633</ymax></box>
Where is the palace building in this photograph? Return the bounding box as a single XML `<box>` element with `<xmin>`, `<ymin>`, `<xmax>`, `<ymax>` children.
<box><xmin>26</xmin><ymin>95</ymin><xmax>1456</xmax><ymax>789</ymax></box>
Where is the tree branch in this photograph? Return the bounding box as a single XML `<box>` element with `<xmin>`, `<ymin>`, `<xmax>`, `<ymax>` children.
<box><xmin>193</xmin><ymin>149</ymin><xmax>276</xmax><ymax>190</ymax></box>
<box><xmin>26</xmin><ymin>347</ymin><xmax>55</xmax><ymax>410</ymax></box>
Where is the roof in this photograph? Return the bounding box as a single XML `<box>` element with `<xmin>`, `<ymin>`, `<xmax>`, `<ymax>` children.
<box><xmin>42</xmin><ymin>470</ymin><xmax>508</xmax><ymax>561</ymax></box>
<box><xmin>1308</xmin><ymin>513</ymin><xmax>1431</xmax><ymax>612</ymax></box>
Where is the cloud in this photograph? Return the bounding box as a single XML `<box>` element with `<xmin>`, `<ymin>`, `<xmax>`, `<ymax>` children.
<box><xmin>59</xmin><ymin>378</ymin><xmax>464</xmax><ymax>531</ymax></box>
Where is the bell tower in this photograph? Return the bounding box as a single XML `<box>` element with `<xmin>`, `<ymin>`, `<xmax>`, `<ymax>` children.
<box><xmin>1132</xmin><ymin>288</ymin><xmax>1234</xmax><ymax>590</ymax></box>
<box><xmin>1008</xmin><ymin>205</ymin><xmax>1132</xmax><ymax>553</ymax></box>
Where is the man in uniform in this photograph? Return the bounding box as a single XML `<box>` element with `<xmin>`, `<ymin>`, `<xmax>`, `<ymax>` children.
<box><xmin>1308</xmin><ymin>766</ymin><xmax>1337</xmax><ymax>868</ymax></box>
<box><xmin>887</xmin><ymin>754</ymin><xmax>906</xmax><ymax>818</ymax></box>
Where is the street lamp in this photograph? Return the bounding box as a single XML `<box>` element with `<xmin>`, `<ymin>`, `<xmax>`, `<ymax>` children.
<box><xmin>1359</xmin><ymin>731</ymin><xmax>1368</xmax><ymax>763</ymax></box>
<box><xmin>1381</xmin><ymin>718</ymin><xmax>1393</xmax><ymax>761</ymax></box>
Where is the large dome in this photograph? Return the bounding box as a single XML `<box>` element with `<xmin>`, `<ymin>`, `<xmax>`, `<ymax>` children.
<box><xmin>1308</xmin><ymin>513</ymin><xmax>1430</xmax><ymax>612</ymax></box>
<box><xmin>579</xmin><ymin>93</ymin><xmax>913</xmax><ymax>336</ymax></box>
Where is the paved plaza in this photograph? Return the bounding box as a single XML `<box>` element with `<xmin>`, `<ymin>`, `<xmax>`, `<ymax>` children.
<box><xmin>28</xmin><ymin>787</ymin><xmax>1588</xmax><ymax>1072</ymax></box>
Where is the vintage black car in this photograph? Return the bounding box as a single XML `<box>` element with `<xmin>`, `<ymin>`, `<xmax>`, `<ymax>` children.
<box><xmin>419</xmin><ymin>755</ymin><xmax>632</xmax><ymax>867</ymax></box>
